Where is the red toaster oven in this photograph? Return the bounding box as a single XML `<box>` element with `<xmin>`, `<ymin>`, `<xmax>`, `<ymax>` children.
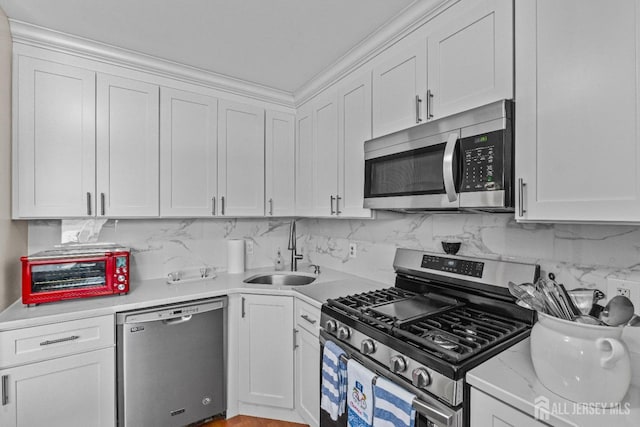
<box><xmin>21</xmin><ymin>245</ymin><xmax>130</xmax><ymax>305</ymax></box>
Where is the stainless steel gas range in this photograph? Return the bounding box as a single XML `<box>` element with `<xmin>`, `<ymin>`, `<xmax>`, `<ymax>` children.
<box><xmin>319</xmin><ymin>248</ymin><xmax>540</xmax><ymax>427</ymax></box>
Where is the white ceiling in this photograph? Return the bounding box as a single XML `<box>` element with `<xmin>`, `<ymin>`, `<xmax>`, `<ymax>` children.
<box><xmin>0</xmin><ymin>0</ymin><xmax>417</xmax><ymax>93</ymax></box>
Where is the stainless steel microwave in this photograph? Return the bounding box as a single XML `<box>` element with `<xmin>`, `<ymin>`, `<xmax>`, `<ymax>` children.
<box><xmin>364</xmin><ymin>100</ymin><xmax>514</xmax><ymax>212</ymax></box>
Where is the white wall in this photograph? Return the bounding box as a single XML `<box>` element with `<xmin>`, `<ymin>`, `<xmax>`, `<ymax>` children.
<box><xmin>0</xmin><ymin>7</ymin><xmax>27</xmax><ymax>310</ymax></box>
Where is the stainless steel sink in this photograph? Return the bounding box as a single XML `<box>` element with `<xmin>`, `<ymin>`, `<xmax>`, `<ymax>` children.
<box><xmin>243</xmin><ymin>272</ymin><xmax>316</xmax><ymax>286</ymax></box>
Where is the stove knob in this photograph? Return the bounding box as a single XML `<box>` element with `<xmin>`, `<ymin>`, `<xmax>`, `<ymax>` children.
<box><xmin>337</xmin><ymin>326</ymin><xmax>351</xmax><ymax>340</ymax></box>
<box><xmin>390</xmin><ymin>356</ymin><xmax>407</xmax><ymax>373</ymax></box>
<box><xmin>411</xmin><ymin>368</ymin><xmax>431</xmax><ymax>389</ymax></box>
<box><xmin>361</xmin><ymin>339</ymin><xmax>376</xmax><ymax>355</ymax></box>
<box><xmin>325</xmin><ymin>320</ymin><xmax>337</xmax><ymax>333</ymax></box>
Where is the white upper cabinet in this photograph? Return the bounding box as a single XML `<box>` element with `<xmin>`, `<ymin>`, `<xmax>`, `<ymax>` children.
<box><xmin>96</xmin><ymin>74</ymin><xmax>159</xmax><ymax>217</ymax></box>
<box><xmin>218</xmin><ymin>99</ymin><xmax>265</xmax><ymax>217</ymax></box>
<box><xmin>14</xmin><ymin>57</ymin><xmax>96</xmax><ymax>218</ymax></box>
<box><xmin>295</xmin><ymin>103</ymin><xmax>315</xmax><ymax>216</ymax></box>
<box><xmin>312</xmin><ymin>89</ymin><xmax>340</xmax><ymax>216</ymax></box>
<box><xmin>160</xmin><ymin>88</ymin><xmax>218</xmax><ymax>217</ymax></box>
<box><xmin>265</xmin><ymin>111</ymin><xmax>295</xmax><ymax>217</ymax></box>
<box><xmin>372</xmin><ymin>40</ymin><xmax>428</xmax><ymax>138</ymax></box>
<box><xmin>427</xmin><ymin>0</ymin><xmax>513</xmax><ymax>119</ymax></box>
<box><xmin>337</xmin><ymin>71</ymin><xmax>373</xmax><ymax>218</ymax></box>
<box><xmin>515</xmin><ymin>0</ymin><xmax>640</xmax><ymax>222</ymax></box>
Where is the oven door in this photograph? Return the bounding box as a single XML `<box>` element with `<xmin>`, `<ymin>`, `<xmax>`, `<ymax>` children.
<box><xmin>320</xmin><ymin>332</ymin><xmax>462</xmax><ymax>427</ymax></box>
<box><xmin>364</xmin><ymin>131</ymin><xmax>460</xmax><ymax>211</ymax></box>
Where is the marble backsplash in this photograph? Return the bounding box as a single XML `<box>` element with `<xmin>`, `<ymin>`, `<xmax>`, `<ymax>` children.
<box><xmin>299</xmin><ymin>212</ymin><xmax>640</xmax><ymax>300</ymax></box>
<box><xmin>28</xmin><ymin>213</ymin><xmax>640</xmax><ymax>304</ymax></box>
<box><xmin>28</xmin><ymin>218</ymin><xmax>295</xmax><ymax>282</ymax></box>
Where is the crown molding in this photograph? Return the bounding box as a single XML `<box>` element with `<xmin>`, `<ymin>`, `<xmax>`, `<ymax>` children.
<box><xmin>293</xmin><ymin>0</ymin><xmax>454</xmax><ymax>106</ymax></box>
<box><xmin>8</xmin><ymin>20</ymin><xmax>296</xmax><ymax>108</ymax></box>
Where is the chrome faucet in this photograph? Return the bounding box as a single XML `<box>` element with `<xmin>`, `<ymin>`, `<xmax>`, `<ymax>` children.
<box><xmin>287</xmin><ymin>220</ymin><xmax>303</xmax><ymax>271</ymax></box>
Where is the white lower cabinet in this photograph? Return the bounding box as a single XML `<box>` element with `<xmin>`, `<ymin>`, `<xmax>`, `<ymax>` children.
<box><xmin>238</xmin><ymin>294</ymin><xmax>295</xmax><ymax>408</ymax></box>
<box><xmin>470</xmin><ymin>388</ymin><xmax>546</xmax><ymax>427</ymax></box>
<box><xmin>295</xmin><ymin>299</ymin><xmax>321</xmax><ymax>427</ymax></box>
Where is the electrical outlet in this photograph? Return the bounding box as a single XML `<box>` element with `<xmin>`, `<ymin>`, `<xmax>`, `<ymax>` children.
<box><xmin>607</xmin><ymin>278</ymin><xmax>640</xmax><ymax>314</ymax></box>
<box><xmin>246</xmin><ymin>240</ymin><xmax>254</xmax><ymax>256</ymax></box>
<box><xmin>348</xmin><ymin>242</ymin><xmax>357</xmax><ymax>258</ymax></box>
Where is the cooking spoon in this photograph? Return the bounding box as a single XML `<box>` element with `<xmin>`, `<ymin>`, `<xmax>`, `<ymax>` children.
<box><xmin>599</xmin><ymin>295</ymin><xmax>635</xmax><ymax>326</ymax></box>
<box><xmin>626</xmin><ymin>314</ymin><xmax>640</xmax><ymax>327</ymax></box>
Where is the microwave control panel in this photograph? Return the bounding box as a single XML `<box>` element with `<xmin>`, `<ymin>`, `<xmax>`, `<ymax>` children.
<box><xmin>459</xmin><ymin>130</ymin><xmax>504</xmax><ymax>192</ymax></box>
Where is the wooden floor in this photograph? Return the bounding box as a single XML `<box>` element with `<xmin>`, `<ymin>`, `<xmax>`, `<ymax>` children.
<box><xmin>202</xmin><ymin>415</ymin><xmax>308</xmax><ymax>427</ymax></box>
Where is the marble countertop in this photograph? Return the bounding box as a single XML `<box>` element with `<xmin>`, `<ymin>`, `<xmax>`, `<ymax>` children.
<box><xmin>467</xmin><ymin>338</ymin><xmax>640</xmax><ymax>426</ymax></box>
<box><xmin>0</xmin><ymin>263</ymin><xmax>387</xmax><ymax>331</ymax></box>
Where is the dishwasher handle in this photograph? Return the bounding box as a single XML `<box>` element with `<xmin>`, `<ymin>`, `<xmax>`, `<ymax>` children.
<box><xmin>117</xmin><ymin>298</ymin><xmax>226</xmax><ymax>325</ymax></box>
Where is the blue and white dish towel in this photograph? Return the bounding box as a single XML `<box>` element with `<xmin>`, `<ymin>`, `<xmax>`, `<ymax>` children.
<box><xmin>372</xmin><ymin>376</ymin><xmax>416</xmax><ymax>427</ymax></box>
<box><xmin>320</xmin><ymin>340</ymin><xmax>347</xmax><ymax>421</ymax></box>
<box><xmin>347</xmin><ymin>359</ymin><xmax>375</xmax><ymax>427</ymax></box>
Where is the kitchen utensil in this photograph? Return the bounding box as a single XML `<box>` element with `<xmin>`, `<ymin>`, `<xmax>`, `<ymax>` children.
<box><xmin>573</xmin><ymin>314</ymin><xmax>607</xmax><ymax>325</ymax></box>
<box><xmin>531</xmin><ymin>311</ymin><xmax>631</xmax><ymax>406</ymax></box>
<box><xmin>538</xmin><ymin>279</ymin><xmax>568</xmax><ymax>319</ymax></box>
<box><xmin>508</xmin><ymin>282</ymin><xmax>547</xmax><ymax>312</ymax></box>
<box><xmin>568</xmin><ymin>289</ymin><xmax>605</xmax><ymax>315</ymax></box>
<box><xmin>626</xmin><ymin>314</ymin><xmax>640</xmax><ymax>327</ymax></box>
<box><xmin>558</xmin><ymin>284</ymin><xmax>581</xmax><ymax>317</ymax></box>
<box><xmin>599</xmin><ymin>295</ymin><xmax>635</xmax><ymax>326</ymax></box>
<box><xmin>589</xmin><ymin>303</ymin><xmax>605</xmax><ymax>318</ymax></box>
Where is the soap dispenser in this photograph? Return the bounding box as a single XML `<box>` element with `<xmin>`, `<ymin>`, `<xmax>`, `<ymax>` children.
<box><xmin>274</xmin><ymin>248</ymin><xmax>284</xmax><ymax>271</ymax></box>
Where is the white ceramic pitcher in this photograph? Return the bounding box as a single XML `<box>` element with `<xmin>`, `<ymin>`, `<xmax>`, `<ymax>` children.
<box><xmin>530</xmin><ymin>311</ymin><xmax>631</xmax><ymax>406</ymax></box>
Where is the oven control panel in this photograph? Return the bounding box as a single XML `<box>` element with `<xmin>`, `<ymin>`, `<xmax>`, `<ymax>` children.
<box><xmin>421</xmin><ymin>255</ymin><xmax>484</xmax><ymax>278</ymax></box>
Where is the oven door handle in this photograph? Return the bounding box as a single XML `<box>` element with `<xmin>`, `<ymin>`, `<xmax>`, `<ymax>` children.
<box><xmin>443</xmin><ymin>133</ymin><xmax>459</xmax><ymax>203</ymax></box>
<box><xmin>320</xmin><ymin>335</ymin><xmax>457</xmax><ymax>427</ymax></box>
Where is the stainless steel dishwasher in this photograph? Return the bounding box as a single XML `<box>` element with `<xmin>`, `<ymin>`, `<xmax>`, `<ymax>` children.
<box><xmin>116</xmin><ymin>297</ymin><xmax>226</xmax><ymax>427</ymax></box>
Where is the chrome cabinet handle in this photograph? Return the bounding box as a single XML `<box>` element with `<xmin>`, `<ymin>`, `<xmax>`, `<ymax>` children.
<box><xmin>336</xmin><ymin>195</ymin><xmax>342</xmax><ymax>215</ymax></box>
<box><xmin>100</xmin><ymin>193</ymin><xmax>105</xmax><ymax>216</ymax></box>
<box><xmin>443</xmin><ymin>133</ymin><xmax>459</xmax><ymax>203</ymax></box>
<box><xmin>301</xmin><ymin>314</ymin><xmax>317</xmax><ymax>324</ymax></box>
<box><xmin>293</xmin><ymin>328</ymin><xmax>299</xmax><ymax>349</ymax></box>
<box><xmin>221</xmin><ymin>196</ymin><xmax>225</xmax><ymax>215</ymax></box>
<box><xmin>241</xmin><ymin>297</ymin><xmax>245</xmax><ymax>318</ymax></box>
<box><xmin>40</xmin><ymin>335</ymin><xmax>80</xmax><ymax>346</ymax></box>
<box><xmin>426</xmin><ymin>90</ymin><xmax>434</xmax><ymax>119</ymax></box>
<box><xmin>415</xmin><ymin>95</ymin><xmax>423</xmax><ymax>123</ymax></box>
<box><xmin>212</xmin><ymin>197</ymin><xmax>216</xmax><ymax>215</ymax></box>
<box><xmin>330</xmin><ymin>195</ymin><xmax>336</xmax><ymax>215</ymax></box>
<box><xmin>2</xmin><ymin>375</ymin><xmax>8</xmax><ymax>406</ymax></box>
<box><xmin>518</xmin><ymin>178</ymin><xmax>527</xmax><ymax>217</ymax></box>
<box><xmin>86</xmin><ymin>192</ymin><xmax>92</xmax><ymax>216</ymax></box>
<box><xmin>269</xmin><ymin>198</ymin><xmax>274</xmax><ymax>216</ymax></box>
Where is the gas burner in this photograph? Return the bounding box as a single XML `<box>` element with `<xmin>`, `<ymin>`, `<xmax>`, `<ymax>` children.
<box><xmin>430</xmin><ymin>334</ymin><xmax>459</xmax><ymax>351</ymax></box>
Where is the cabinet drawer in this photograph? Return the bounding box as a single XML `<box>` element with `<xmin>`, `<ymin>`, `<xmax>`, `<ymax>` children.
<box><xmin>0</xmin><ymin>315</ymin><xmax>114</xmax><ymax>368</ymax></box>
<box><xmin>295</xmin><ymin>298</ymin><xmax>320</xmax><ymax>336</ymax></box>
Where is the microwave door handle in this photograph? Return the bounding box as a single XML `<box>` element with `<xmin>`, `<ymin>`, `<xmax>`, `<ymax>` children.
<box><xmin>443</xmin><ymin>133</ymin><xmax>459</xmax><ymax>203</ymax></box>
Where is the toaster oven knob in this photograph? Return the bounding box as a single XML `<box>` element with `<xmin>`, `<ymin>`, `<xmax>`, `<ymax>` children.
<box><xmin>390</xmin><ymin>356</ymin><xmax>407</xmax><ymax>373</ymax></box>
<box><xmin>117</xmin><ymin>275</ymin><xmax>126</xmax><ymax>282</ymax></box>
<box><xmin>411</xmin><ymin>368</ymin><xmax>431</xmax><ymax>389</ymax></box>
<box><xmin>337</xmin><ymin>326</ymin><xmax>351</xmax><ymax>340</ymax></box>
<box><xmin>361</xmin><ymin>339</ymin><xmax>376</xmax><ymax>355</ymax></box>
<box><xmin>117</xmin><ymin>284</ymin><xmax>126</xmax><ymax>291</ymax></box>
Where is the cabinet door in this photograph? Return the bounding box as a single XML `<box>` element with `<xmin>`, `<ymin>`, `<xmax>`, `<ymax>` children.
<box><xmin>295</xmin><ymin>104</ymin><xmax>315</xmax><ymax>216</ymax></box>
<box><xmin>265</xmin><ymin>110</ymin><xmax>295</xmax><ymax>217</ymax></box>
<box><xmin>296</xmin><ymin>327</ymin><xmax>320</xmax><ymax>427</ymax></box>
<box><xmin>218</xmin><ymin>100</ymin><xmax>265</xmax><ymax>216</ymax></box>
<box><xmin>312</xmin><ymin>89</ymin><xmax>339</xmax><ymax>216</ymax></box>
<box><xmin>470</xmin><ymin>388</ymin><xmax>546</xmax><ymax>427</ymax></box>
<box><xmin>516</xmin><ymin>0</ymin><xmax>640</xmax><ymax>222</ymax></box>
<box><xmin>160</xmin><ymin>88</ymin><xmax>218</xmax><ymax>217</ymax></box>
<box><xmin>338</xmin><ymin>71</ymin><xmax>373</xmax><ymax>218</ymax></box>
<box><xmin>15</xmin><ymin>57</ymin><xmax>95</xmax><ymax>218</ymax></box>
<box><xmin>427</xmin><ymin>0</ymin><xmax>513</xmax><ymax>119</ymax></box>
<box><xmin>372</xmin><ymin>40</ymin><xmax>428</xmax><ymax>137</ymax></box>
<box><xmin>0</xmin><ymin>348</ymin><xmax>115</xmax><ymax>427</ymax></box>
<box><xmin>238</xmin><ymin>294</ymin><xmax>294</xmax><ymax>409</ymax></box>
<box><xmin>96</xmin><ymin>74</ymin><xmax>159</xmax><ymax>217</ymax></box>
